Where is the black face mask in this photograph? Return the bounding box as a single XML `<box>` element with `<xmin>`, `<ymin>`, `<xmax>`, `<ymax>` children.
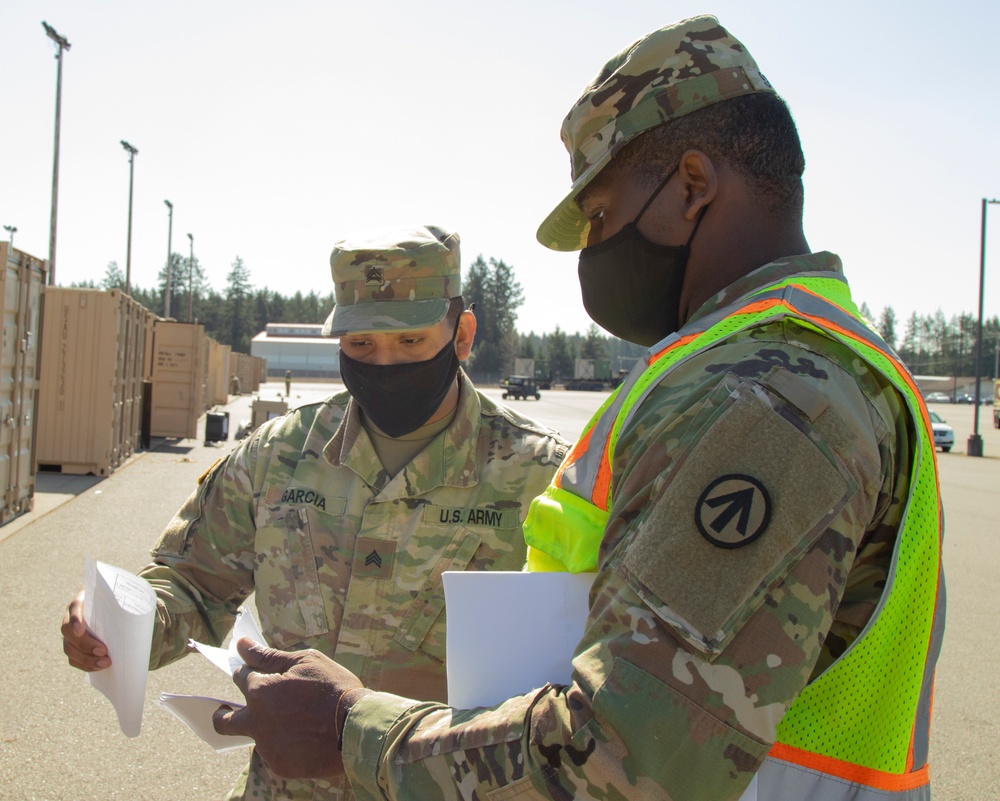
<box><xmin>577</xmin><ymin>167</ymin><xmax>706</xmax><ymax>347</ymax></box>
<box><xmin>339</xmin><ymin>332</ymin><xmax>460</xmax><ymax>438</ymax></box>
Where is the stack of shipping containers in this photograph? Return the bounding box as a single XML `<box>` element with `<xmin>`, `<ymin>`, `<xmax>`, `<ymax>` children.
<box><xmin>29</xmin><ymin>279</ymin><xmax>272</xmax><ymax>479</ymax></box>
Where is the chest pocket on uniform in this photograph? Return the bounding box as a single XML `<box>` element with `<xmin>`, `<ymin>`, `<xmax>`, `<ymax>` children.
<box><xmin>392</xmin><ymin>527</ymin><xmax>483</xmax><ymax>660</ymax></box>
<box><xmin>256</xmin><ymin>499</ymin><xmax>348</xmax><ymax>648</ymax></box>
<box><xmin>393</xmin><ymin>525</ymin><xmax>527</xmax><ymax>662</ymax></box>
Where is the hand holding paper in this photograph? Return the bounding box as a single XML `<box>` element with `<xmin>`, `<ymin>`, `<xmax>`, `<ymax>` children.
<box><xmin>156</xmin><ymin>607</ymin><xmax>267</xmax><ymax>752</ymax></box>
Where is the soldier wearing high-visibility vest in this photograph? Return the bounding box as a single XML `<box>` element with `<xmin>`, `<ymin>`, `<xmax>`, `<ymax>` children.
<box><xmin>213</xmin><ymin>16</ymin><xmax>945</xmax><ymax>801</ymax></box>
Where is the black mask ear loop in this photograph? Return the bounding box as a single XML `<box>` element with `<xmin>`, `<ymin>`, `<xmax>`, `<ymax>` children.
<box><xmin>633</xmin><ymin>166</ymin><xmax>708</xmax><ymax>247</ymax></box>
<box><xmin>633</xmin><ymin>167</ymin><xmax>678</xmax><ymax>226</ymax></box>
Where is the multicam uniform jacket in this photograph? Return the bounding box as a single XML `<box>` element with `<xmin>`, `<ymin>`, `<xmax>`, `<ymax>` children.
<box><xmin>341</xmin><ymin>254</ymin><xmax>918</xmax><ymax>801</ymax></box>
<box><xmin>138</xmin><ymin>370</ymin><xmax>568</xmax><ymax>800</ymax></box>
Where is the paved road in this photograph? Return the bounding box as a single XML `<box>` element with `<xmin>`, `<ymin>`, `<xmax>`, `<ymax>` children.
<box><xmin>0</xmin><ymin>387</ymin><xmax>995</xmax><ymax>799</ymax></box>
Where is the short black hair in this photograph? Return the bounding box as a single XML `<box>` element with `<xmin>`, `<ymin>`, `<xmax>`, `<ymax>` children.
<box><xmin>612</xmin><ymin>93</ymin><xmax>806</xmax><ymax>219</ymax></box>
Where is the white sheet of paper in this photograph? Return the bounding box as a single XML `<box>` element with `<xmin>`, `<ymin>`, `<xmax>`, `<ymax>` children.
<box><xmin>157</xmin><ymin>695</ymin><xmax>254</xmax><ymax>752</ymax></box>
<box><xmin>445</xmin><ymin>572</ymin><xmax>760</xmax><ymax>801</ymax></box>
<box><xmin>189</xmin><ymin>607</ymin><xmax>268</xmax><ymax>677</ymax></box>
<box><xmin>443</xmin><ymin>571</ymin><xmax>594</xmax><ymax>709</ymax></box>
<box><xmin>82</xmin><ymin>558</ymin><xmax>157</xmax><ymax>738</ymax></box>
<box><xmin>158</xmin><ymin>607</ymin><xmax>268</xmax><ymax>752</ymax></box>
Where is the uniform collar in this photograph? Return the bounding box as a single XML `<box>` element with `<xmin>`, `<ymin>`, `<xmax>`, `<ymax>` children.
<box><xmin>688</xmin><ymin>252</ymin><xmax>845</xmax><ymax>325</ymax></box>
<box><xmin>324</xmin><ymin>369</ymin><xmax>482</xmax><ymax>499</ymax></box>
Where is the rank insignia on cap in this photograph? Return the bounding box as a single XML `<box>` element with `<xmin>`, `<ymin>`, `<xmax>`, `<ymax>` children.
<box><xmin>695</xmin><ymin>474</ymin><xmax>771</xmax><ymax>548</ymax></box>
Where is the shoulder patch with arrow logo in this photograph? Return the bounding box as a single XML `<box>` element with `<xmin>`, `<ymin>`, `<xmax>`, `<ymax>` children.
<box><xmin>695</xmin><ymin>474</ymin><xmax>771</xmax><ymax>549</ymax></box>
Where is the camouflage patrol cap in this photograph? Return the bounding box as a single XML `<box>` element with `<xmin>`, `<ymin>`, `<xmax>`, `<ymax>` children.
<box><xmin>321</xmin><ymin>225</ymin><xmax>462</xmax><ymax>337</ymax></box>
<box><xmin>536</xmin><ymin>15</ymin><xmax>775</xmax><ymax>252</ymax></box>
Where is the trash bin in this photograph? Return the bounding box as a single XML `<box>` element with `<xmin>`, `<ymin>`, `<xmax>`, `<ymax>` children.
<box><xmin>205</xmin><ymin>411</ymin><xmax>229</xmax><ymax>444</ymax></box>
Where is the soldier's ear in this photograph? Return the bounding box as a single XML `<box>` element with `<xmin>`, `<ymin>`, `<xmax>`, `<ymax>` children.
<box><xmin>455</xmin><ymin>310</ymin><xmax>476</xmax><ymax>361</ymax></box>
<box><xmin>678</xmin><ymin>149</ymin><xmax>717</xmax><ymax>221</ymax></box>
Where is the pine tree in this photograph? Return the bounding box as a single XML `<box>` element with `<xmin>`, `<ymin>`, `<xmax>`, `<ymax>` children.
<box><xmin>101</xmin><ymin>261</ymin><xmax>125</xmax><ymax>291</ymax></box>
<box><xmin>547</xmin><ymin>325</ymin><xmax>574</xmax><ymax>382</ymax></box>
<box><xmin>878</xmin><ymin>306</ymin><xmax>897</xmax><ymax>350</ymax></box>
<box><xmin>225</xmin><ymin>256</ymin><xmax>254</xmax><ymax>352</ymax></box>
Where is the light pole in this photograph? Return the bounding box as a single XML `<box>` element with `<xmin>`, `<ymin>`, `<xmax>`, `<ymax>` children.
<box><xmin>42</xmin><ymin>22</ymin><xmax>70</xmax><ymax>286</ymax></box>
<box><xmin>967</xmin><ymin>197</ymin><xmax>1000</xmax><ymax>457</ymax></box>
<box><xmin>164</xmin><ymin>200</ymin><xmax>173</xmax><ymax>318</ymax></box>
<box><xmin>120</xmin><ymin>140</ymin><xmax>138</xmax><ymax>295</ymax></box>
<box><xmin>3</xmin><ymin>225</ymin><xmax>15</xmax><ymax>248</ymax></box>
<box><xmin>187</xmin><ymin>232</ymin><xmax>194</xmax><ymax>322</ymax></box>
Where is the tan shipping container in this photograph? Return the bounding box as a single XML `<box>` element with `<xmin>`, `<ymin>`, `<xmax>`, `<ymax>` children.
<box><xmin>207</xmin><ymin>340</ymin><xmax>232</xmax><ymax>406</ymax></box>
<box><xmin>0</xmin><ymin>244</ymin><xmax>46</xmax><ymax>524</ymax></box>
<box><xmin>235</xmin><ymin>351</ymin><xmax>255</xmax><ymax>393</ymax></box>
<box><xmin>119</xmin><ymin>293</ymin><xmax>148</xmax><ymax>459</ymax></box>
<box><xmin>148</xmin><ymin>320</ymin><xmax>206</xmax><ymax>439</ymax></box>
<box><xmin>251</xmin><ymin>398</ymin><xmax>288</xmax><ymax>430</ymax></box>
<box><xmin>37</xmin><ymin>288</ymin><xmax>148</xmax><ymax>476</ymax></box>
<box><xmin>200</xmin><ymin>335</ymin><xmax>211</xmax><ymax>413</ymax></box>
<box><xmin>142</xmin><ymin>309</ymin><xmax>158</xmax><ymax>381</ymax></box>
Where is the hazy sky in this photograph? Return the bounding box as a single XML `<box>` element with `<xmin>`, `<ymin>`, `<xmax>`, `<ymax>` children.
<box><xmin>4</xmin><ymin>1</ymin><xmax>1000</xmax><ymax>336</ymax></box>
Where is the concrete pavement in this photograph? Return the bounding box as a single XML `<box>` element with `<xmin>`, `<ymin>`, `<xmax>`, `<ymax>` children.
<box><xmin>0</xmin><ymin>389</ymin><xmax>996</xmax><ymax>799</ymax></box>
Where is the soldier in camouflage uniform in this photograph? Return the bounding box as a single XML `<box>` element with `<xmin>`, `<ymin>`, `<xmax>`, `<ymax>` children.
<box><xmin>61</xmin><ymin>224</ymin><xmax>569</xmax><ymax>800</ymax></box>
<box><xmin>212</xmin><ymin>17</ymin><xmax>943</xmax><ymax>801</ymax></box>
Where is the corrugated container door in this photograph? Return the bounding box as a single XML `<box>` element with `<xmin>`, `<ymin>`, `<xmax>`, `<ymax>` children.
<box><xmin>37</xmin><ymin>288</ymin><xmax>121</xmax><ymax>475</ymax></box>
<box><xmin>149</xmin><ymin>320</ymin><xmax>204</xmax><ymax>439</ymax></box>
<box><xmin>0</xmin><ymin>244</ymin><xmax>46</xmax><ymax>525</ymax></box>
<box><xmin>118</xmin><ymin>292</ymin><xmax>147</xmax><ymax>459</ymax></box>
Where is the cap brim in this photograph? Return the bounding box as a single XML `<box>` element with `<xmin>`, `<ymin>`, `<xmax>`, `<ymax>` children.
<box><xmin>535</xmin><ymin>147</ymin><xmax>616</xmax><ymax>252</ymax></box>
<box><xmin>321</xmin><ymin>297</ymin><xmax>451</xmax><ymax>338</ymax></box>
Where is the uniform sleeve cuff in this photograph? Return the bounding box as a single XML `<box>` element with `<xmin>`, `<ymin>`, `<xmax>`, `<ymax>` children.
<box><xmin>341</xmin><ymin>692</ymin><xmax>421</xmax><ymax>799</ymax></box>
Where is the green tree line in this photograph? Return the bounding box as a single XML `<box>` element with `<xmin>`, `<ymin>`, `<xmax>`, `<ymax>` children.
<box><xmin>80</xmin><ymin>255</ymin><xmax>1000</xmax><ymax>381</ymax></box>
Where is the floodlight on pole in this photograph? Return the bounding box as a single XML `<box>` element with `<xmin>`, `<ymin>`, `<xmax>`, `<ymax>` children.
<box><xmin>42</xmin><ymin>21</ymin><xmax>71</xmax><ymax>286</ymax></box>
<box><xmin>187</xmin><ymin>232</ymin><xmax>194</xmax><ymax>322</ymax></box>
<box><xmin>3</xmin><ymin>225</ymin><xmax>15</xmax><ymax>248</ymax></box>
<box><xmin>120</xmin><ymin>140</ymin><xmax>138</xmax><ymax>296</ymax></box>
<box><xmin>966</xmin><ymin>197</ymin><xmax>1000</xmax><ymax>457</ymax></box>
<box><xmin>163</xmin><ymin>200</ymin><xmax>173</xmax><ymax>318</ymax></box>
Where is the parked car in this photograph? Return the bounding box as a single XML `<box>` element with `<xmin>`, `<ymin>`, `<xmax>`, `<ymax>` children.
<box><xmin>928</xmin><ymin>410</ymin><xmax>954</xmax><ymax>452</ymax></box>
<box><xmin>955</xmin><ymin>391</ymin><xmax>993</xmax><ymax>405</ymax></box>
<box><xmin>924</xmin><ymin>391</ymin><xmax>951</xmax><ymax>404</ymax></box>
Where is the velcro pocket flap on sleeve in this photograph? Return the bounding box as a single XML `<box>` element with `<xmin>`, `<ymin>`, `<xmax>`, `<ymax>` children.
<box><xmin>619</xmin><ymin>379</ymin><xmax>855</xmax><ymax>657</ymax></box>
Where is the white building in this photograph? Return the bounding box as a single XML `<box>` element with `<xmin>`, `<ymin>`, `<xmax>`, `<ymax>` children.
<box><xmin>250</xmin><ymin>323</ymin><xmax>339</xmax><ymax>377</ymax></box>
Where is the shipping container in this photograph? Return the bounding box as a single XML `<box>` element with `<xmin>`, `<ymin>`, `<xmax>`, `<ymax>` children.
<box><xmin>119</xmin><ymin>293</ymin><xmax>148</xmax><ymax>459</ymax></box>
<box><xmin>514</xmin><ymin>357</ymin><xmax>535</xmax><ymax>377</ymax></box>
<box><xmin>37</xmin><ymin>288</ymin><xmax>148</xmax><ymax>476</ymax></box>
<box><xmin>251</xmin><ymin>398</ymin><xmax>288</xmax><ymax>430</ymax></box>
<box><xmin>207</xmin><ymin>340</ymin><xmax>231</xmax><ymax>406</ymax></box>
<box><xmin>564</xmin><ymin>358</ymin><xmax>612</xmax><ymax>392</ymax></box>
<box><xmin>142</xmin><ymin>309</ymin><xmax>158</xmax><ymax>380</ymax></box>
<box><xmin>0</xmin><ymin>244</ymin><xmax>46</xmax><ymax>524</ymax></box>
<box><xmin>201</xmin><ymin>335</ymin><xmax>212</xmax><ymax>413</ymax></box>
<box><xmin>148</xmin><ymin>320</ymin><xmax>207</xmax><ymax>439</ymax></box>
<box><xmin>235</xmin><ymin>352</ymin><xmax>255</xmax><ymax>394</ymax></box>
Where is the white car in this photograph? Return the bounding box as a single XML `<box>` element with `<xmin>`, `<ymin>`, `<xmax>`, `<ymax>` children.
<box><xmin>928</xmin><ymin>410</ymin><xmax>954</xmax><ymax>452</ymax></box>
<box><xmin>925</xmin><ymin>391</ymin><xmax>951</xmax><ymax>404</ymax></box>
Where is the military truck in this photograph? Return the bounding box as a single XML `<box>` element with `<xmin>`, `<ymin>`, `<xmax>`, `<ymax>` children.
<box><xmin>500</xmin><ymin>375</ymin><xmax>541</xmax><ymax>400</ymax></box>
